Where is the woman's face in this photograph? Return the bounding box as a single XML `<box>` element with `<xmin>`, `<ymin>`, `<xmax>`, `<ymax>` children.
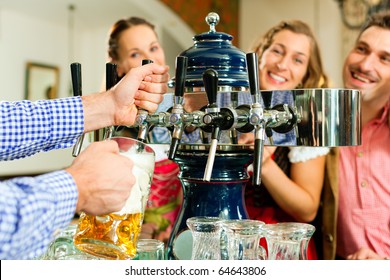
<box><xmin>259</xmin><ymin>30</ymin><xmax>311</xmax><ymax>90</ymax></box>
<box><xmin>115</xmin><ymin>24</ymin><xmax>166</xmax><ymax>76</ymax></box>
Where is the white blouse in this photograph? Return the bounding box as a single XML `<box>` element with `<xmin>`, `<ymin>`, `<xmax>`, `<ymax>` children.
<box><xmin>288</xmin><ymin>147</ymin><xmax>330</xmax><ymax>163</ymax></box>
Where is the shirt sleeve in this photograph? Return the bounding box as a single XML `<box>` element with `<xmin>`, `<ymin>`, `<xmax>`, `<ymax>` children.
<box><xmin>0</xmin><ymin>170</ymin><xmax>78</xmax><ymax>260</ymax></box>
<box><xmin>288</xmin><ymin>146</ymin><xmax>330</xmax><ymax>163</ymax></box>
<box><xmin>0</xmin><ymin>97</ymin><xmax>84</xmax><ymax>161</ymax></box>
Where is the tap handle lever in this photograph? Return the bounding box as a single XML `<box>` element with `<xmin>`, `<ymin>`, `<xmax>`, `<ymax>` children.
<box><xmin>203</xmin><ymin>68</ymin><xmax>219</xmax><ymax>107</ymax></box>
<box><xmin>106</xmin><ymin>63</ymin><xmax>118</xmax><ymax>90</ymax></box>
<box><xmin>70</xmin><ymin>62</ymin><xmax>82</xmax><ymax>97</ymax></box>
<box><xmin>246</xmin><ymin>52</ymin><xmax>261</xmax><ymax>104</ymax></box>
<box><xmin>253</xmin><ymin>123</ymin><xmax>266</xmax><ymax>187</ymax></box>
<box><xmin>168</xmin><ymin>56</ymin><xmax>188</xmax><ymax>160</ymax></box>
<box><xmin>104</xmin><ymin>63</ymin><xmax>118</xmax><ymax>139</ymax></box>
<box><xmin>174</xmin><ymin>56</ymin><xmax>188</xmax><ymax>101</ymax></box>
<box><xmin>70</xmin><ymin>62</ymin><xmax>84</xmax><ymax>157</ymax></box>
<box><xmin>136</xmin><ymin>59</ymin><xmax>154</xmax><ymax>143</ymax></box>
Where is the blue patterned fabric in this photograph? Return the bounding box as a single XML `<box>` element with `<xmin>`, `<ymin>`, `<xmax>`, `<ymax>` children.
<box><xmin>0</xmin><ymin>97</ymin><xmax>83</xmax><ymax>259</ymax></box>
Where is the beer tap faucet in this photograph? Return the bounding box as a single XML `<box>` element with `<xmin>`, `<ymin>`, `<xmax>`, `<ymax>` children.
<box><xmin>135</xmin><ymin>59</ymin><xmax>154</xmax><ymax>143</ymax></box>
<box><xmin>202</xmin><ymin>69</ymin><xmax>224</xmax><ymax>181</ymax></box>
<box><xmin>246</xmin><ymin>53</ymin><xmax>266</xmax><ymax>187</ymax></box>
<box><xmin>103</xmin><ymin>63</ymin><xmax>118</xmax><ymax>139</ymax></box>
<box><xmin>71</xmin><ymin>62</ymin><xmax>84</xmax><ymax>157</ymax></box>
<box><xmin>168</xmin><ymin>56</ymin><xmax>188</xmax><ymax>160</ymax></box>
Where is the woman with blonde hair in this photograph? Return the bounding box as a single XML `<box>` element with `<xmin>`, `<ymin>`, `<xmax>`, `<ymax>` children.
<box><xmin>241</xmin><ymin>19</ymin><xmax>330</xmax><ymax>259</ymax></box>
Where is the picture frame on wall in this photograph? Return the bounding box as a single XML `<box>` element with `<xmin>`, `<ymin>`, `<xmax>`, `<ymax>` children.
<box><xmin>25</xmin><ymin>62</ymin><xmax>59</xmax><ymax>101</ymax></box>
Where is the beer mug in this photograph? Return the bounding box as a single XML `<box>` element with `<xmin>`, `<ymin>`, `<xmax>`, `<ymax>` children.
<box><xmin>73</xmin><ymin>137</ymin><xmax>155</xmax><ymax>260</ymax></box>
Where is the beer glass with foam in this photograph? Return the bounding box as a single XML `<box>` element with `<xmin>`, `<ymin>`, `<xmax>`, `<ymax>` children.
<box><xmin>73</xmin><ymin>137</ymin><xmax>155</xmax><ymax>260</ymax></box>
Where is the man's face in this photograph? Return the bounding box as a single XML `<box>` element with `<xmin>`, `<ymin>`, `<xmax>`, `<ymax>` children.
<box><xmin>343</xmin><ymin>26</ymin><xmax>390</xmax><ymax>95</ymax></box>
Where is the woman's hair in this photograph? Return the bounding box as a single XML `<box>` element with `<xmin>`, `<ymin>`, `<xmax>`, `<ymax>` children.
<box><xmin>250</xmin><ymin>20</ymin><xmax>329</xmax><ymax>88</ymax></box>
<box><xmin>108</xmin><ymin>17</ymin><xmax>156</xmax><ymax>61</ymax></box>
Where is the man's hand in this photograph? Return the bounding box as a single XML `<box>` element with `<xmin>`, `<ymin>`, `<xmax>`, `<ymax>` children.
<box><xmin>66</xmin><ymin>140</ymin><xmax>135</xmax><ymax>216</ymax></box>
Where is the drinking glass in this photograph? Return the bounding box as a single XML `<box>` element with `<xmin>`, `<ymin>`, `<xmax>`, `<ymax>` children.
<box><xmin>73</xmin><ymin>137</ymin><xmax>155</xmax><ymax>260</ymax></box>
<box><xmin>43</xmin><ymin>224</ymin><xmax>101</xmax><ymax>260</ymax></box>
<box><xmin>186</xmin><ymin>216</ymin><xmax>223</xmax><ymax>260</ymax></box>
<box><xmin>262</xmin><ymin>222</ymin><xmax>315</xmax><ymax>260</ymax></box>
<box><xmin>136</xmin><ymin>239</ymin><xmax>165</xmax><ymax>260</ymax></box>
<box><xmin>221</xmin><ymin>219</ymin><xmax>266</xmax><ymax>260</ymax></box>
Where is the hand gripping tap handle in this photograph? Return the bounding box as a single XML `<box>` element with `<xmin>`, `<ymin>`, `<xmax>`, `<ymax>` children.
<box><xmin>71</xmin><ymin>62</ymin><xmax>85</xmax><ymax>157</ymax></box>
<box><xmin>168</xmin><ymin>56</ymin><xmax>188</xmax><ymax>160</ymax></box>
<box><xmin>103</xmin><ymin>63</ymin><xmax>118</xmax><ymax>139</ymax></box>
<box><xmin>136</xmin><ymin>59</ymin><xmax>154</xmax><ymax>143</ymax></box>
<box><xmin>202</xmin><ymin>68</ymin><xmax>220</xmax><ymax>181</ymax></box>
<box><xmin>246</xmin><ymin>52</ymin><xmax>265</xmax><ymax>187</ymax></box>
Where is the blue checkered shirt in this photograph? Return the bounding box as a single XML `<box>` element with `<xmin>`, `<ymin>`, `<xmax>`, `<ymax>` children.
<box><xmin>0</xmin><ymin>97</ymin><xmax>83</xmax><ymax>259</ymax></box>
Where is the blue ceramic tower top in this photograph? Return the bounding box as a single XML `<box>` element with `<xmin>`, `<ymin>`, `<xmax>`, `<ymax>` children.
<box><xmin>179</xmin><ymin>12</ymin><xmax>249</xmax><ymax>92</ymax></box>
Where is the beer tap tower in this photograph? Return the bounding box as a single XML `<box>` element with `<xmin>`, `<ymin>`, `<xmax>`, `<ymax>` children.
<box><xmin>130</xmin><ymin>12</ymin><xmax>361</xmax><ymax>260</ymax></box>
<box><xmin>67</xmin><ymin>12</ymin><xmax>360</xmax><ymax>260</ymax></box>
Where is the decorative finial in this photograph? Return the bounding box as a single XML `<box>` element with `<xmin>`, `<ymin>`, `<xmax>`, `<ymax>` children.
<box><xmin>206</xmin><ymin>12</ymin><xmax>220</xmax><ymax>33</ymax></box>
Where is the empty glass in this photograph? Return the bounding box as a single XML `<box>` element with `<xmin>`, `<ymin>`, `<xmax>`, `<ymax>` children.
<box><xmin>74</xmin><ymin>137</ymin><xmax>155</xmax><ymax>260</ymax></box>
<box><xmin>43</xmin><ymin>224</ymin><xmax>101</xmax><ymax>260</ymax></box>
<box><xmin>262</xmin><ymin>222</ymin><xmax>316</xmax><ymax>260</ymax></box>
<box><xmin>136</xmin><ymin>239</ymin><xmax>165</xmax><ymax>260</ymax></box>
<box><xmin>186</xmin><ymin>216</ymin><xmax>223</xmax><ymax>260</ymax></box>
<box><xmin>222</xmin><ymin>219</ymin><xmax>266</xmax><ymax>260</ymax></box>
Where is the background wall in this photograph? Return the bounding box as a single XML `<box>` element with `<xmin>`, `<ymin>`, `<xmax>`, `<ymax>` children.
<box><xmin>0</xmin><ymin>0</ymin><xmax>351</xmax><ymax>176</ymax></box>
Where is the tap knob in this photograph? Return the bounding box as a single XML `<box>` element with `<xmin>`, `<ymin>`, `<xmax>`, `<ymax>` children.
<box><xmin>168</xmin><ymin>56</ymin><xmax>188</xmax><ymax>160</ymax></box>
<box><xmin>136</xmin><ymin>59</ymin><xmax>154</xmax><ymax>143</ymax></box>
<box><xmin>70</xmin><ymin>62</ymin><xmax>84</xmax><ymax>157</ymax></box>
<box><xmin>106</xmin><ymin>63</ymin><xmax>118</xmax><ymax>90</ymax></box>
<box><xmin>103</xmin><ymin>63</ymin><xmax>118</xmax><ymax>139</ymax></box>
<box><xmin>203</xmin><ymin>68</ymin><xmax>219</xmax><ymax>109</ymax></box>
<box><xmin>246</xmin><ymin>52</ymin><xmax>266</xmax><ymax>186</ymax></box>
<box><xmin>202</xmin><ymin>68</ymin><xmax>220</xmax><ymax>181</ymax></box>
<box><xmin>246</xmin><ymin>52</ymin><xmax>261</xmax><ymax>103</ymax></box>
<box><xmin>71</xmin><ymin>62</ymin><xmax>82</xmax><ymax>97</ymax></box>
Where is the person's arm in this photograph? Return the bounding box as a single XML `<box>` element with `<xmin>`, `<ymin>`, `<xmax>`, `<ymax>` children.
<box><xmin>260</xmin><ymin>147</ymin><xmax>328</xmax><ymax>222</ymax></box>
<box><xmin>0</xmin><ymin>170</ymin><xmax>78</xmax><ymax>260</ymax></box>
<box><xmin>0</xmin><ymin>97</ymin><xmax>84</xmax><ymax>161</ymax></box>
<box><xmin>0</xmin><ymin>63</ymin><xmax>169</xmax><ymax>161</ymax></box>
<box><xmin>0</xmin><ymin>139</ymin><xmax>136</xmax><ymax>260</ymax></box>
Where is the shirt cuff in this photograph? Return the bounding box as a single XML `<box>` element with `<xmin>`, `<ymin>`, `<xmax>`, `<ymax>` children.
<box><xmin>35</xmin><ymin>170</ymin><xmax>78</xmax><ymax>231</ymax></box>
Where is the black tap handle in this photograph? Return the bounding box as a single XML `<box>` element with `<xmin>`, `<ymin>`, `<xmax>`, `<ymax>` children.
<box><xmin>203</xmin><ymin>68</ymin><xmax>218</xmax><ymax>106</ymax></box>
<box><xmin>253</xmin><ymin>137</ymin><xmax>264</xmax><ymax>187</ymax></box>
<box><xmin>246</xmin><ymin>53</ymin><xmax>259</xmax><ymax>97</ymax></box>
<box><xmin>70</xmin><ymin>62</ymin><xmax>83</xmax><ymax>157</ymax></box>
<box><xmin>106</xmin><ymin>63</ymin><xmax>118</xmax><ymax>90</ymax></box>
<box><xmin>142</xmin><ymin>59</ymin><xmax>154</xmax><ymax>66</ymax></box>
<box><xmin>168</xmin><ymin>138</ymin><xmax>180</xmax><ymax>160</ymax></box>
<box><xmin>174</xmin><ymin>56</ymin><xmax>188</xmax><ymax>98</ymax></box>
<box><xmin>70</xmin><ymin>63</ymin><xmax>82</xmax><ymax>97</ymax></box>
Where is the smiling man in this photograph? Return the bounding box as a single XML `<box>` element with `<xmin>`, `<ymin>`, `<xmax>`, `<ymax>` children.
<box><xmin>320</xmin><ymin>11</ymin><xmax>390</xmax><ymax>260</ymax></box>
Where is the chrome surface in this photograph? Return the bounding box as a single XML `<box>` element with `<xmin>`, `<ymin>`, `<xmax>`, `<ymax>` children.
<box><xmin>263</xmin><ymin>88</ymin><xmax>361</xmax><ymax>146</ymax></box>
